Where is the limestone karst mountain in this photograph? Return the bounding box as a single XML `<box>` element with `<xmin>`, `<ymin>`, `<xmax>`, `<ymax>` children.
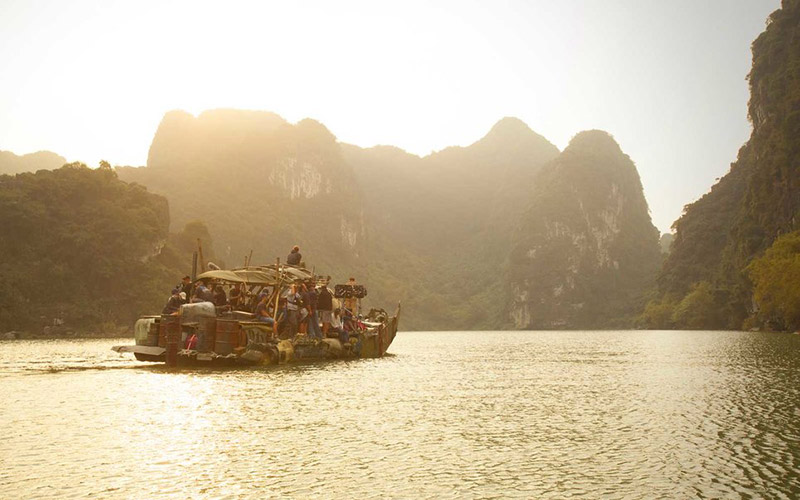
<box><xmin>344</xmin><ymin>117</ymin><xmax>561</xmax><ymax>330</ymax></box>
<box><xmin>507</xmin><ymin>130</ymin><xmax>662</xmax><ymax>329</ymax></box>
<box><xmin>117</xmin><ymin>109</ymin><xmax>366</xmax><ymax>279</ymax></box>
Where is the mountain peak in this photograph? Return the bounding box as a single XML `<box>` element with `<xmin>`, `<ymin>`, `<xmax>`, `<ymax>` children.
<box><xmin>484</xmin><ymin>116</ymin><xmax>535</xmax><ymax>141</ymax></box>
<box><xmin>472</xmin><ymin>117</ymin><xmax>559</xmax><ymax>158</ymax></box>
<box><xmin>565</xmin><ymin>130</ymin><xmax>622</xmax><ymax>155</ymax></box>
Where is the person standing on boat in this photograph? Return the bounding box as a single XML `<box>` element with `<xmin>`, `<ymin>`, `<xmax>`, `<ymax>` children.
<box><xmin>179</xmin><ymin>275</ymin><xmax>193</xmax><ymax>304</ymax></box>
<box><xmin>306</xmin><ymin>282</ymin><xmax>322</xmax><ymax>340</ymax></box>
<box><xmin>286</xmin><ymin>284</ymin><xmax>302</xmax><ymax>335</ymax></box>
<box><xmin>317</xmin><ymin>285</ymin><xmax>334</xmax><ymax>336</ymax></box>
<box><xmin>287</xmin><ymin>246</ymin><xmax>302</xmax><ymax>266</ymax></box>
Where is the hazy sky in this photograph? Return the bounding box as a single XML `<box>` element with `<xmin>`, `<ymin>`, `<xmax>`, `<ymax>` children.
<box><xmin>0</xmin><ymin>0</ymin><xmax>780</xmax><ymax>232</ymax></box>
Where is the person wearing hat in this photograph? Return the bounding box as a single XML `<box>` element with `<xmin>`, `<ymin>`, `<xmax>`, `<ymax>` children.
<box><xmin>287</xmin><ymin>246</ymin><xmax>302</xmax><ymax>266</ymax></box>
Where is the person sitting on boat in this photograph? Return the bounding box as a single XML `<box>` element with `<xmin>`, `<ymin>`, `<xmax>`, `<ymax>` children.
<box><xmin>287</xmin><ymin>245</ymin><xmax>302</xmax><ymax>266</ymax></box>
<box><xmin>229</xmin><ymin>283</ymin><xmax>244</xmax><ymax>310</ymax></box>
<box><xmin>331</xmin><ymin>308</ymin><xmax>349</xmax><ymax>344</ymax></box>
<box><xmin>191</xmin><ymin>280</ymin><xmax>214</xmax><ymax>303</ymax></box>
<box><xmin>162</xmin><ymin>288</ymin><xmax>183</xmax><ymax>315</ymax></box>
<box><xmin>212</xmin><ymin>283</ymin><xmax>228</xmax><ymax>307</ymax></box>
<box><xmin>254</xmin><ymin>295</ymin><xmax>275</xmax><ymax>326</ymax></box>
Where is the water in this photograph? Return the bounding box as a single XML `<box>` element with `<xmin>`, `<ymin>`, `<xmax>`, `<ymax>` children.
<box><xmin>1</xmin><ymin>330</ymin><xmax>799</xmax><ymax>499</ymax></box>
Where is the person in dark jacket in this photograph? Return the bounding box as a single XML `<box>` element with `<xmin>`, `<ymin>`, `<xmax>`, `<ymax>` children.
<box><xmin>317</xmin><ymin>286</ymin><xmax>334</xmax><ymax>335</ymax></box>
<box><xmin>287</xmin><ymin>246</ymin><xmax>302</xmax><ymax>266</ymax></box>
<box><xmin>306</xmin><ymin>283</ymin><xmax>322</xmax><ymax>340</ymax></box>
<box><xmin>162</xmin><ymin>288</ymin><xmax>183</xmax><ymax>315</ymax></box>
<box><xmin>179</xmin><ymin>275</ymin><xmax>193</xmax><ymax>304</ymax></box>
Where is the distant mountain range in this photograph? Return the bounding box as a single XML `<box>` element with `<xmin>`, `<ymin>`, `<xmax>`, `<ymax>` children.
<box><xmin>0</xmin><ymin>150</ymin><xmax>65</xmax><ymax>175</ymax></box>
<box><xmin>113</xmin><ymin>110</ymin><xmax>659</xmax><ymax>330</ymax></box>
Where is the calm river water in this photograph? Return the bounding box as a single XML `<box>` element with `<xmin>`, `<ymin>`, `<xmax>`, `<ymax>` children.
<box><xmin>1</xmin><ymin>330</ymin><xmax>799</xmax><ymax>499</ymax></box>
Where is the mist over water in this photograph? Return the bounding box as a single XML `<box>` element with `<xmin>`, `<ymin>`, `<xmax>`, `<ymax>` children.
<box><xmin>2</xmin><ymin>331</ymin><xmax>799</xmax><ymax>499</ymax></box>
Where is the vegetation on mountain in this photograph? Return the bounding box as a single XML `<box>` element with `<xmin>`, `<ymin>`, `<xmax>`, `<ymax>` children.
<box><xmin>649</xmin><ymin>0</ymin><xmax>800</xmax><ymax>331</ymax></box>
<box><xmin>746</xmin><ymin>230</ymin><xmax>800</xmax><ymax>331</ymax></box>
<box><xmin>0</xmin><ymin>163</ymin><xmax>207</xmax><ymax>333</ymax></box>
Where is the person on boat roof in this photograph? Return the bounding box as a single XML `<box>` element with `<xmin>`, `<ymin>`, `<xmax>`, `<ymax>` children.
<box><xmin>287</xmin><ymin>245</ymin><xmax>302</xmax><ymax>266</ymax></box>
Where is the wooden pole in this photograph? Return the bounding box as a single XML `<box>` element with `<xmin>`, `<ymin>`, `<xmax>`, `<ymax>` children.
<box><xmin>197</xmin><ymin>238</ymin><xmax>206</xmax><ymax>272</ymax></box>
<box><xmin>191</xmin><ymin>251</ymin><xmax>198</xmax><ymax>282</ymax></box>
<box><xmin>247</xmin><ymin>249</ymin><xmax>253</xmax><ymax>268</ymax></box>
<box><xmin>272</xmin><ymin>257</ymin><xmax>282</xmax><ymax>336</ymax></box>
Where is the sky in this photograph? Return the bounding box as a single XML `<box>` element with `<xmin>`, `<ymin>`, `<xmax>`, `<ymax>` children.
<box><xmin>0</xmin><ymin>0</ymin><xmax>781</xmax><ymax>233</ymax></box>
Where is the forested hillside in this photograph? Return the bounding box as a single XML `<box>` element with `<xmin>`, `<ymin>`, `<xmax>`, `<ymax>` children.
<box><xmin>509</xmin><ymin>131</ymin><xmax>662</xmax><ymax>329</ymax></box>
<box><xmin>0</xmin><ymin>163</ymin><xmax>208</xmax><ymax>333</ymax></box>
<box><xmin>645</xmin><ymin>0</ymin><xmax>800</xmax><ymax>330</ymax></box>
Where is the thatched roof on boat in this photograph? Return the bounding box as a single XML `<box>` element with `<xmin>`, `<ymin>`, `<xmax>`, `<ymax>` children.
<box><xmin>197</xmin><ymin>265</ymin><xmax>313</xmax><ymax>286</ymax></box>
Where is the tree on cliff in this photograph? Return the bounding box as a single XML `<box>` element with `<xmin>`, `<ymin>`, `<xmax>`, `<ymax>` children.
<box><xmin>747</xmin><ymin>230</ymin><xmax>800</xmax><ymax>331</ymax></box>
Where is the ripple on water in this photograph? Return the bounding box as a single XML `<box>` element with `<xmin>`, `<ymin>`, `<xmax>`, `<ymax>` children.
<box><xmin>1</xmin><ymin>331</ymin><xmax>799</xmax><ymax>499</ymax></box>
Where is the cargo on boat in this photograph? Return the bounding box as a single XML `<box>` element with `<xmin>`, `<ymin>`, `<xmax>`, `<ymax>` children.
<box><xmin>112</xmin><ymin>264</ymin><xmax>399</xmax><ymax>367</ymax></box>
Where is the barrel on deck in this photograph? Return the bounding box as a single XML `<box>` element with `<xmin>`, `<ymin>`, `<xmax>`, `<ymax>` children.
<box><xmin>158</xmin><ymin>315</ymin><xmax>170</xmax><ymax>347</ymax></box>
<box><xmin>197</xmin><ymin>316</ymin><xmax>217</xmax><ymax>352</ymax></box>
<box><xmin>146</xmin><ymin>321</ymin><xmax>159</xmax><ymax>347</ymax></box>
<box><xmin>214</xmin><ymin>319</ymin><xmax>240</xmax><ymax>355</ymax></box>
<box><xmin>162</xmin><ymin>315</ymin><xmax>181</xmax><ymax>367</ymax></box>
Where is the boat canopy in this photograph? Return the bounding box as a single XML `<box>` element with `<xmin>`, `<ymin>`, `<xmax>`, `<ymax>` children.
<box><xmin>197</xmin><ymin>265</ymin><xmax>314</xmax><ymax>286</ymax></box>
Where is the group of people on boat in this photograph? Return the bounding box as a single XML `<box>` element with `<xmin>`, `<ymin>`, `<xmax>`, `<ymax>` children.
<box><xmin>160</xmin><ymin>245</ymin><xmax>362</xmax><ymax>345</ymax></box>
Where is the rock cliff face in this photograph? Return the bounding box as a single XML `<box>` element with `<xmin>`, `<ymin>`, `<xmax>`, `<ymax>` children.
<box><xmin>117</xmin><ymin>110</ymin><xmax>366</xmax><ymax>274</ymax></box>
<box><xmin>508</xmin><ymin>131</ymin><xmax>661</xmax><ymax>329</ymax></box>
<box><xmin>344</xmin><ymin>117</ymin><xmax>560</xmax><ymax>330</ymax></box>
<box><xmin>656</xmin><ymin>0</ymin><xmax>800</xmax><ymax>328</ymax></box>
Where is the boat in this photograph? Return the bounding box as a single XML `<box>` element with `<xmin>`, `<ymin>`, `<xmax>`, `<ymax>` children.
<box><xmin>112</xmin><ymin>264</ymin><xmax>399</xmax><ymax>367</ymax></box>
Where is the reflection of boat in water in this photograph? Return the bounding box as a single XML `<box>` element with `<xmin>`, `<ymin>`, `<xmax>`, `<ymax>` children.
<box><xmin>112</xmin><ymin>264</ymin><xmax>399</xmax><ymax>367</ymax></box>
